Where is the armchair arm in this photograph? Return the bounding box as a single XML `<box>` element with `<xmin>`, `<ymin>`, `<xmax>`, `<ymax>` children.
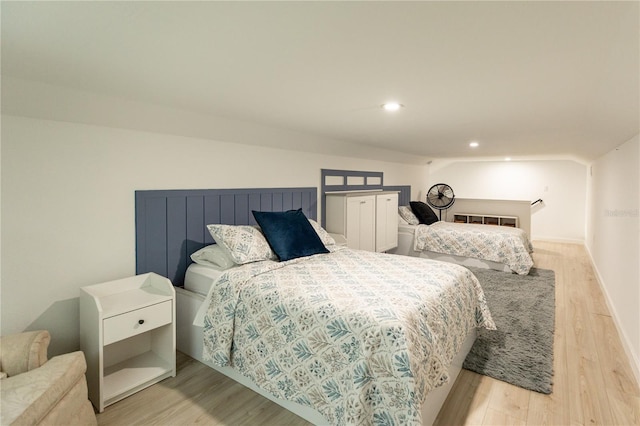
<box><xmin>1</xmin><ymin>351</ymin><xmax>94</xmax><ymax>426</ymax></box>
<box><xmin>0</xmin><ymin>330</ymin><xmax>50</xmax><ymax>377</ymax></box>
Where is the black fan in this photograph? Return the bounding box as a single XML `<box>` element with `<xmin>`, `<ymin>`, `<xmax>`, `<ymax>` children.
<box><xmin>426</xmin><ymin>183</ymin><xmax>455</xmax><ymax>220</ymax></box>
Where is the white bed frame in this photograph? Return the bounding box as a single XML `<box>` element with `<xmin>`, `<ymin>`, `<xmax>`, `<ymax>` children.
<box><xmin>391</xmin><ymin>224</ymin><xmax>513</xmax><ymax>273</ymax></box>
<box><xmin>135</xmin><ymin>187</ymin><xmax>476</xmax><ymax>425</ymax></box>
<box><xmin>176</xmin><ymin>286</ymin><xmax>476</xmax><ymax>426</ymax></box>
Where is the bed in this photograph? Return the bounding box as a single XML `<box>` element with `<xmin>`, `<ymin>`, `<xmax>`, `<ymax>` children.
<box><xmin>391</xmin><ymin>202</ymin><xmax>534</xmax><ymax>275</ymax></box>
<box><xmin>391</xmin><ymin>219</ymin><xmax>535</xmax><ymax>275</ymax></box>
<box><xmin>135</xmin><ymin>187</ymin><xmax>496</xmax><ymax>425</ymax></box>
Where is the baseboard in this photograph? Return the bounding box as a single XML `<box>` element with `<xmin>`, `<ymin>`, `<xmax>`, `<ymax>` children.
<box><xmin>531</xmin><ymin>236</ymin><xmax>584</xmax><ymax>245</ymax></box>
<box><xmin>584</xmin><ymin>244</ymin><xmax>640</xmax><ymax>388</ymax></box>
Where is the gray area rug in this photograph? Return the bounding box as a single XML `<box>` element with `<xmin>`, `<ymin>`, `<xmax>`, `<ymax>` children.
<box><xmin>463</xmin><ymin>267</ymin><xmax>555</xmax><ymax>394</ymax></box>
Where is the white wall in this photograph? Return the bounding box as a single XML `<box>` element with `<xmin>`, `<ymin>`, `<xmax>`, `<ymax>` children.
<box><xmin>428</xmin><ymin>159</ymin><xmax>587</xmax><ymax>242</ymax></box>
<box><xmin>585</xmin><ymin>134</ymin><xmax>640</xmax><ymax>382</ymax></box>
<box><xmin>1</xmin><ymin>115</ymin><xmax>428</xmax><ymax>355</ymax></box>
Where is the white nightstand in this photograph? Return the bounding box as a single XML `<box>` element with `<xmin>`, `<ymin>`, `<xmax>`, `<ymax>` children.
<box><xmin>80</xmin><ymin>273</ymin><xmax>176</xmax><ymax>412</ymax></box>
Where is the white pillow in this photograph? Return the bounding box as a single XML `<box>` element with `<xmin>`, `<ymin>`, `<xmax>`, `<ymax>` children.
<box><xmin>398</xmin><ymin>205</ymin><xmax>419</xmax><ymax>225</ymax></box>
<box><xmin>190</xmin><ymin>244</ymin><xmax>237</xmax><ymax>270</ymax></box>
<box><xmin>308</xmin><ymin>219</ymin><xmax>336</xmax><ymax>246</ymax></box>
<box><xmin>206</xmin><ymin>224</ymin><xmax>277</xmax><ymax>265</ymax></box>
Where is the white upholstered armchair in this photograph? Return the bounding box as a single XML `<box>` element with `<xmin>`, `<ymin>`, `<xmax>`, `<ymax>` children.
<box><xmin>0</xmin><ymin>330</ymin><xmax>97</xmax><ymax>425</ymax></box>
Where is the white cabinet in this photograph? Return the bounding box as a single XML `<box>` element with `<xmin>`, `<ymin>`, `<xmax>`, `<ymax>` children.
<box><xmin>326</xmin><ymin>193</ymin><xmax>376</xmax><ymax>251</ymax></box>
<box><xmin>80</xmin><ymin>273</ymin><xmax>176</xmax><ymax>412</ymax></box>
<box><xmin>375</xmin><ymin>192</ymin><xmax>399</xmax><ymax>252</ymax></box>
<box><xmin>325</xmin><ymin>191</ymin><xmax>398</xmax><ymax>252</ymax></box>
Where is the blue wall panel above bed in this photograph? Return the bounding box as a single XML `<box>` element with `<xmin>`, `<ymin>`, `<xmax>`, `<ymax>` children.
<box><xmin>135</xmin><ymin>187</ymin><xmax>318</xmax><ymax>286</ymax></box>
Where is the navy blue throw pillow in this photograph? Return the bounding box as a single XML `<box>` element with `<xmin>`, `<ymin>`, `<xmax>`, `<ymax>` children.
<box><xmin>410</xmin><ymin>201</ymin><xmax>439</xmax><ymax>225</ymax></box>
<box><xmin>252</xmin><ymin>209</ymin><xmax>329</xmax><ymax>261</ymax></box>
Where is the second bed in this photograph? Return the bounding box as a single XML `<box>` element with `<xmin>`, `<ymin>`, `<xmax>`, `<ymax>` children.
<box><xmin>391</xmin><ymin>220</ymin><xmax>534</xmax><ymax>275</ymax></box>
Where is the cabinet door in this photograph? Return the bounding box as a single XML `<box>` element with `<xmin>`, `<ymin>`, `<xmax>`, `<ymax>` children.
<box><xmin>376</xmin><ymin>194</ymin><xmax>399</xmax><ymax>252</ymax></box>
<box><xmin>346</xmin><ymin>196</ymin><xmax>376</xmax><ymax>251</ymax></box>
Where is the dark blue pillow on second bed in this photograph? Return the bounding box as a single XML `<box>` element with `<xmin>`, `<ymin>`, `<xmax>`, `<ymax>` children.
<box><xmin>252</xmin><ymin>209</ymin><xmax>329</xmax><ymax>261</ymax></box>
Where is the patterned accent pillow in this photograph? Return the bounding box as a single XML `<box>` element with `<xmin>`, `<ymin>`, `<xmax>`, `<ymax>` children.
<box><xmin>398</xmin><ymin>205</ymin><xmax>419</xmax><ymax>225</ymax></box>
<box><xmin>308</xmin><ymin>219</ymin><xmax>336</xmax><ymax>246</ymax></box>
<box><xmin>206</xmin><ymin>224</ymin><xmax>277</xmax><ymax>265</ymax></box>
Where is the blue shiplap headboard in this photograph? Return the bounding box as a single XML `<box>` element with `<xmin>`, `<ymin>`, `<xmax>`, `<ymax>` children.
<box><xmin>135</xmin><ymin>187</ymin><xmax>318</xmax><ymax>286</ymax></box>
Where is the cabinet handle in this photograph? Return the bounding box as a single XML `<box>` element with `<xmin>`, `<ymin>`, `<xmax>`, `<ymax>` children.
<box><xmin>138</xmin><ymin>319</ymin><xmax>145</xmax><ymax>325</ymax></box>
<box><xmin>360</xmin><ymin>201</ymin><xmax>366</xmax><ymax>204</ymax></box>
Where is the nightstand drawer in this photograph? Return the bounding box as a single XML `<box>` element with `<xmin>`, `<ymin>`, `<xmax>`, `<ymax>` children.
<box><xmin>103</xmin><ymin>301</ymin><xmax>172</xmax><ymax>345</ymax></box>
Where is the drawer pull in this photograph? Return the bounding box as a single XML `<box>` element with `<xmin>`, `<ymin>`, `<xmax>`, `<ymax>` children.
<box><xmin>138</xmin><ymin>319</ymin><xmax>145</xmax><ymax>325</ymax></box>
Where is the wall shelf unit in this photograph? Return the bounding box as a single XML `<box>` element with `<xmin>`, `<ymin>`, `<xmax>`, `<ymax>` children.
<box><xmin>453</xmin><ymin>213</ymin><xmax>519</xmax><ymax>228</ymax></box>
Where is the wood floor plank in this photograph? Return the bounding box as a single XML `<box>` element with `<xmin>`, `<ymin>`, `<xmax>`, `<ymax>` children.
<box><xmin>95</xmin><ymin>241</ymin><xmax>640</xmax><ymax>426</ymax></box>
<box><xmin>592</xmin><ymin>312</ymin><xmax>640</xmax><ymax>425</ymax></box>
<box><xmin>485</xmin><ymin>380</ymin><xmax>530</xmax><ymax>423</ymax></box>
<box><xmin>482</xmin><ymin>407</ymin><xmax>526</xmax><ymax>426</ymax></box>
<box><xmin>593</xmin><ymin>313</ymin><xmax>640</xmax><ymax>397</ymax></box>
<box><xmin>433</xmin><ymin>370</ymin><xmax>491</xmax><ymax>426</ymax></box>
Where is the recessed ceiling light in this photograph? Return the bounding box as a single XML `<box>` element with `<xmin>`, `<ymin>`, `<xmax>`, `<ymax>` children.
<box><xmin>382</xmin><ymin>102</ymin><xmax>403</xmax><ymax>112</ymax></box>
<box><xmin>469</xmin><ymin>141</ymin><xmax>479</xmax><ymax>148</ymax></box>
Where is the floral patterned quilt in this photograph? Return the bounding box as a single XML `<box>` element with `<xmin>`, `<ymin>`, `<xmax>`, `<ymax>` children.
<box><xmin>202</xmin><ymin>247</ymin><xmax>495</xmax><ymax>425</ymax></box>
<box><xmin>413</xmin><ymin>222</ymin><xmax>534</xmax><ymax>275</ymax></box>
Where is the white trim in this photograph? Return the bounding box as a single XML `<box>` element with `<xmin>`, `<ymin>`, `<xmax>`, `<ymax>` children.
<box><xmin>531</xmin><ymin>236</ymin><xmax>585</xmax><ymax>245</ymax></box>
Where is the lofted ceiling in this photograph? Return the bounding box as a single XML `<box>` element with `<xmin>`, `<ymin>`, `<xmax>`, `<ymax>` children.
<box><xmin>1</xmin><ymin>1</ymin><xmax>638</xmax><ymax>162</ymax></box>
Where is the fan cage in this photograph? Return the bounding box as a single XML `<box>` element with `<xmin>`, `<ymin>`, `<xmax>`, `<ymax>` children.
<box><xmin>426</xmin><ymin>183</ymin><xmax>455</xmax><ymax>220</ymax></box>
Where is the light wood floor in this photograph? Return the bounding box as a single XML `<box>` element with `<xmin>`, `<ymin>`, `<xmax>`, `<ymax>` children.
<box><xmin>96</xmin><ymin>241</ymin><xmax>640</xmax><ymax>425</ymax></box>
